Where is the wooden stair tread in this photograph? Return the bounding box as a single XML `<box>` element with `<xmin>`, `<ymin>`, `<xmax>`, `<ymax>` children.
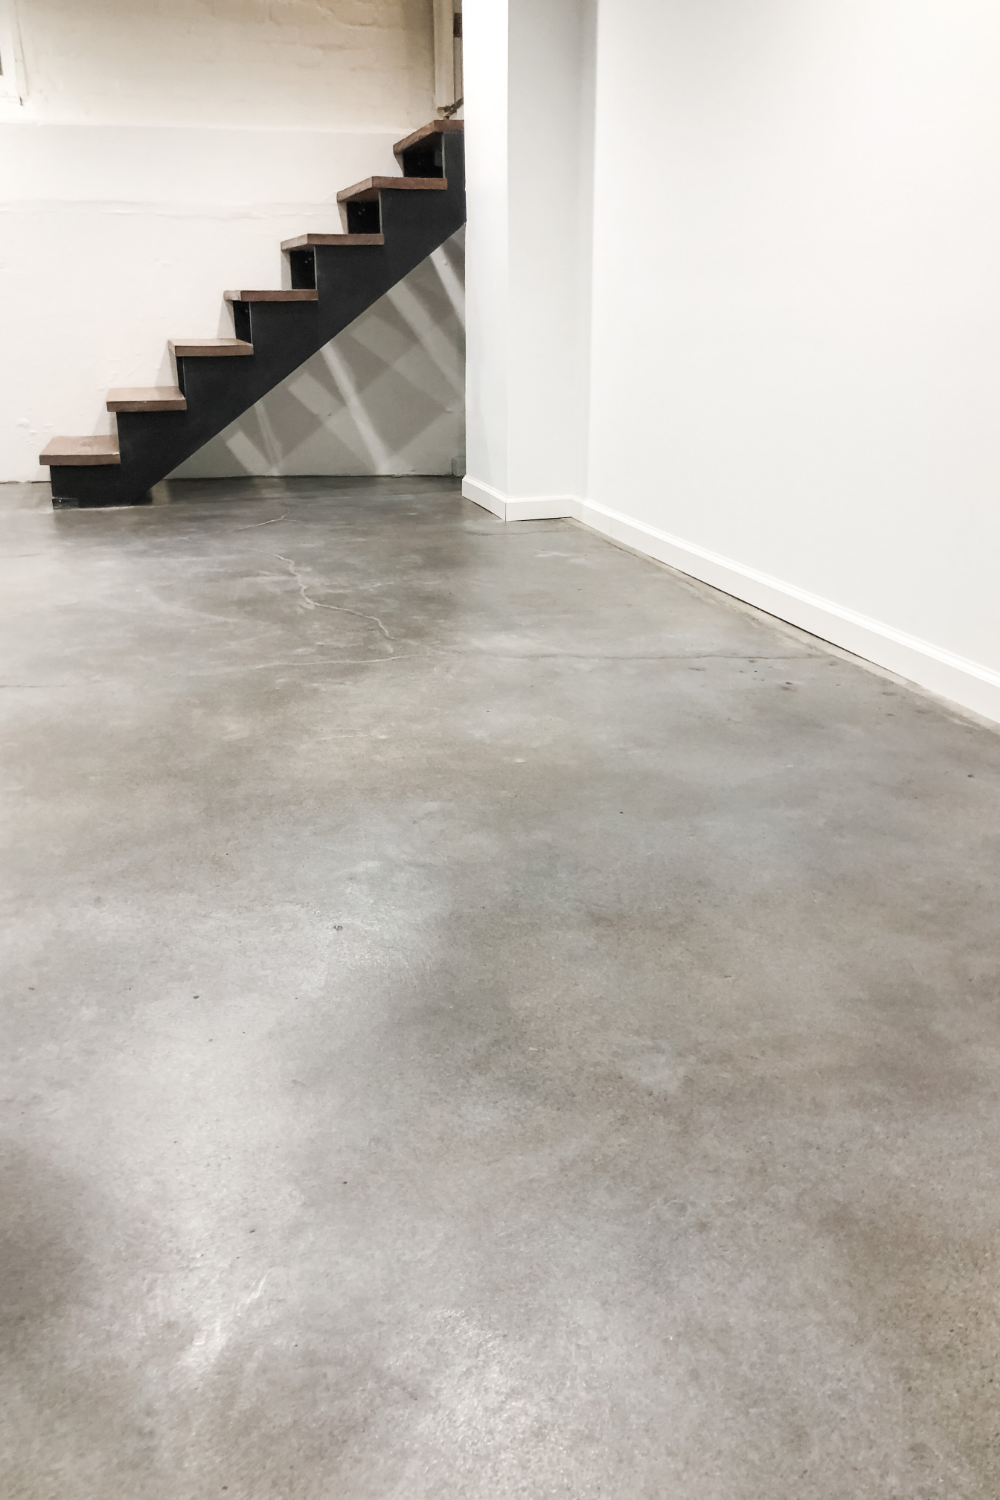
<box><xmin>281</xmin><ymin>232</ymin><xmax>384</xmax><ymax>252</ymax></box>
<box><xmin>40</xmin><ymin>435</ymin><xmax>120</xmax><ymax>467</ymax></box>
<box><xmin>169</xmin><ymin>338</ymin><xmax>253</xmax><ymax>357</ymax></box>
<box><xmin>107</xmin><ymin>386</ymin><xmax>186</xmax><ymax>412</ymax></box>
<box><xmin>393</xmin><ymin>119</ymin><xmax>464</xmax><ymax>159</ymax></box>
<box><xmin>224</xmin><ymin>289</ymin><xmax>318</xmax><ymax>303</ymax></box>
<box><xmin>337</xmin><ymin>176</ymin><xmax>447</xmax><ymax>203</ymax></box>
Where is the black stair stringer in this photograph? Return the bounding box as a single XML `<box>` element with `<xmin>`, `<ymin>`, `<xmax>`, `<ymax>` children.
<box><xmin>50</xmin><ymin>133</ymin><xmax>466</xmax><ymax>507</ymax></box>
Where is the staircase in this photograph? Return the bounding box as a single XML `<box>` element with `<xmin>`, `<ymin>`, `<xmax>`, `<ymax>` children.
<box><xmin>39</xmin><ymin>121</ymin><xmax>465</xmax><ymax>508</ymax></box>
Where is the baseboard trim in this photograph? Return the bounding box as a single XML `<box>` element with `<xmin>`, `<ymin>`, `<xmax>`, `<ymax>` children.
<box><xmin>462</xmin><ymin>477</ymin><xmax>574</xmax><ymax>522</ymax></box>
<box><xmin>461</xmin><ymin>476</ymin><xmax>506</xmax><ymax>519</ymax></box>
<box><xmin>459</xmin><ymin>477</ymin><xmax>1000</xmax><ymax>724</ymax></box>
<box><xmin>576</xmin><ymin>497</ymin><xmax>1000</xmax><ymax>725</ymax></box>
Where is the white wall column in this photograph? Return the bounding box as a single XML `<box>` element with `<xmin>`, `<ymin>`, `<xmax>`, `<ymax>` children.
<box><xmin>462</xmin><ymin>0</ymin><xmax>595</xmax><ymax>522</ymax></box>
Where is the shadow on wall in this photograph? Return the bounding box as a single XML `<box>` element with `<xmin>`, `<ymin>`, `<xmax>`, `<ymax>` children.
<box><xmin>172</xmin><ymin>229</ymin><xmax>465</xmax><ymax>481</ymax></box>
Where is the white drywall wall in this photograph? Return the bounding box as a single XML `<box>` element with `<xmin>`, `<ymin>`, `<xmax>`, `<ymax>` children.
<box><xmin>462</xmin><ymin>0</ymin><xmax>593</xmax><ymax>519</ymax></box>
<box><xmin>463</xmin><ymin>0</ymin><xmax>1000</xmax><ymax>722</ymax></box>
<box><xmin>462</xmin><ymin>0</ymin><xmax>509</xmax><ymax>499</ymax></box>
<box><xmin>584</xmin><ymin>0</ymin><xmax>1000</xmax><ymax>720</ymax></box>
<box><xmin>1</xmin><ymin>0</ymin><xmax>465</xmax><ymax>483</ymax></box>
<box><xmin>4</xmin><ymin>0</ymin><xmax>434</xmax><ymax>129</ymax></box>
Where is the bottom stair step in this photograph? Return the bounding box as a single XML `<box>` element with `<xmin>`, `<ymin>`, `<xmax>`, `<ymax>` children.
<box><xmin>39</xmin><ymin>436</ymin><xmax>120</xmax><ymax>467</ymax></box>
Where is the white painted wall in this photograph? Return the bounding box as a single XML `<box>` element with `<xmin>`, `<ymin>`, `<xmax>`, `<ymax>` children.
<box><xmin>462</xmin><ymin>0</ymin><xmax>593</xmax><ymax>520</ymax></box>
<box><xmin>1</xmin><ymin>0</ymin><xmax>465</xmax><ymax>483</ymax></box>
<box><xmin>463</xmin><ymin>0</ymin><xmax>1000</xmax><ymax>723</ymax></box>
<box><xmin>462</xmin><ymin>0</ymin><xmax>509</xmax><ymax>499</ymax></box>
<box><xmin>4</xmin><ymin>0</ymin><xmax>434</xmax><ymax>129</ymax></box>
<box><xmin>584</xmin><ymin>0</ymin><xmax>1000</xmax><ymax>722</ymax></box>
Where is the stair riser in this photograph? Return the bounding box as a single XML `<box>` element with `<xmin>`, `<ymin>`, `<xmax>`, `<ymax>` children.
<box><xmin>398</xmin><ymin>142</ymin><xmax>445</xmax><ymax>179</ymax></box>
<box><xmin>49</xmin><ymin>133</ymin><xmax>465</xmax><ymax>507</ymax></box>
<box><xmin>288</xmin><ymin>250</ymin><xmax>316</xmax><ymax>290</ymax></box>
<box><xmin>344</xmin><ymin>199</ymin><xmax>382</xmax><ymax>236</ymax></box>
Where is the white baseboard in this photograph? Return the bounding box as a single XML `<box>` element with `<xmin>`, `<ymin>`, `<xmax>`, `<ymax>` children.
<box><xmin>462</xmin><ymin>477</ymin><xmax>574</xmax><ymax>522</ymax></box>
<box><xmin>460</xmin><ymin>476</ymin><xmax>1000</xmax><ymax>725</ymax></box>
<box><xmin>577</xmin><ymin>496</ymin><xmax>1000</xmax><ymax>726</ymax></box>
<box><xmin>461</xmin><ymin>476</ymin><xmax>506</xmax><ymax>518</ymax></box>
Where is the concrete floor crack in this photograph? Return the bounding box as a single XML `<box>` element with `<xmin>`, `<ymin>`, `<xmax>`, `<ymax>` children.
<box><xmin>273</xmin><ymin>553</ymin><xmax>397</xmax><ymax>647</ymax></box>
<box><xmin>234</xmin><ymin>513</ymin><xmax>289</xmax><ymax>531</ymax></box>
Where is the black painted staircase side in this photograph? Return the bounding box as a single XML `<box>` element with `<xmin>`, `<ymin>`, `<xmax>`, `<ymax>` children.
<box><xmin>45</xmin><ymin>126</ymin><xmax>465</xmax><ymax>508</ymax></box>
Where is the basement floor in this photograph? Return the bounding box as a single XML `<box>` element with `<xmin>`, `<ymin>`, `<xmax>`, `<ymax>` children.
<box><xmin>2</xmin><ymin>475</ymin><xmax>1000</xmax><ymax>1499</ymax></box>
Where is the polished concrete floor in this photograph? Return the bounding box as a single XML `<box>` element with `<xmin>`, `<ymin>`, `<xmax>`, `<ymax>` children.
<box><xmin>2</xmin><ymin>475</ymin><xmax>1000</xmax><ymax>1499</ymax></box>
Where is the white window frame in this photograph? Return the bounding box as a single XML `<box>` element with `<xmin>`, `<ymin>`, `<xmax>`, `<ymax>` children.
<box><xmin>0</xmin><ymin>0</ymin><xmax>26</xmax><ymax>103</ymax></box>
